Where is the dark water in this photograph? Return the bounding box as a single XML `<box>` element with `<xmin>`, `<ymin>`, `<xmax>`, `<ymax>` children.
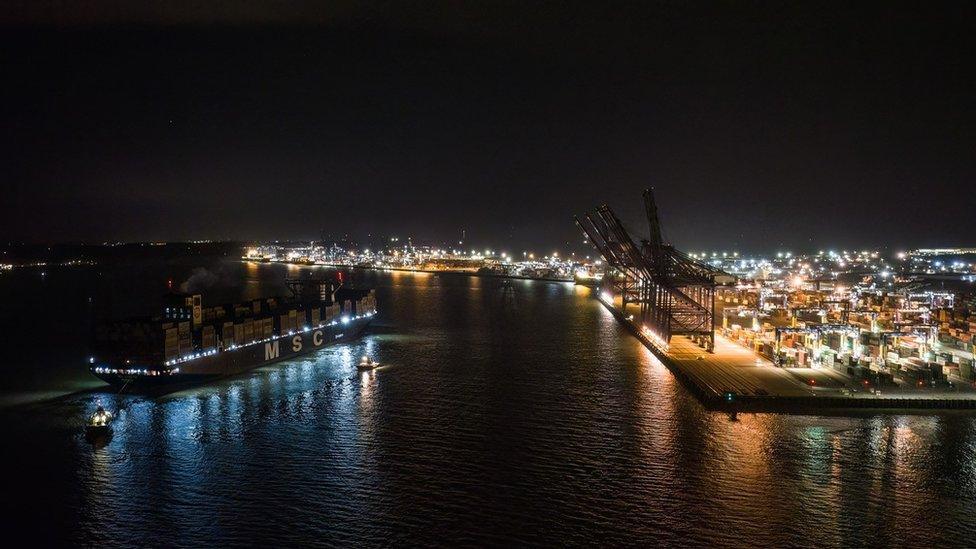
<box><xmin>2</xmin><ymin>259</ymin><xmax>976</xmax><ymax>547</ymax></box>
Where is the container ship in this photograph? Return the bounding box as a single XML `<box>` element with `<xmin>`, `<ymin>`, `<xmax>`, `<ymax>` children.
<box><xmin>90</xmin><ymin>278</ymin><xmax>375</xmax><ymax>392</ymax></box>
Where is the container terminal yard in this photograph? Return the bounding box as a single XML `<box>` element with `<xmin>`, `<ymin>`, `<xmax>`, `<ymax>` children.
<box><xmin>578</xmin><ymin>189</ymin><xmax>976</xmax><ymax>412</ymax></box>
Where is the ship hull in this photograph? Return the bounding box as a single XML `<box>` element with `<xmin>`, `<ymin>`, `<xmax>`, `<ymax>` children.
<box><xmin>92</xmin><ymin>315</ymin><xmax>372</xmax><ymax>393</ymax></box>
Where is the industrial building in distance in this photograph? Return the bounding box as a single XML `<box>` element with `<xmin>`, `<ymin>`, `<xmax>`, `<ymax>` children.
<box><xmin>242</xmin><ymin>241</ymin><xmax>604</xmax><ymax>283</ymax></box>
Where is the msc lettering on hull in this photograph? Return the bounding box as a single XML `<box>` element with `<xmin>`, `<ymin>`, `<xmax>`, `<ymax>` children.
<box><xmin>264</xmin><ymin>341</ymin><xmax>280</xmax><ymax>360</ymax></box>
<box><xmin>265</xmin><ymin>329</ymin><xmax>331</xmax><ymax>361</ymax></box>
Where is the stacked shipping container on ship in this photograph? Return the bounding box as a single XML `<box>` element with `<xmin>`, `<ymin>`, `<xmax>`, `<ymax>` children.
<box><xmin>90</xmin><ymin>278</ymin><xmax>376</xmax><ymax>392</ymax></box>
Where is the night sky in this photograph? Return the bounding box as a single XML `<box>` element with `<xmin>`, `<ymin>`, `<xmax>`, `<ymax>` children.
<box><xmin>4</xmin><ymin>2</ymin><xmax>974</xmax><ymax>253</ymax></box>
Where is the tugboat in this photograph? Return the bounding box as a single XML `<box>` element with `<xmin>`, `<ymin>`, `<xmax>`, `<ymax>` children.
<box><xmin>85</xmin><ymin>406</ymin><xmax>114</xmax><ymax>440</ymax></box>
<box><xmin>357</xmin><ymin>355</ymin><xmax>379</xmax><ymax>370</ymax></box>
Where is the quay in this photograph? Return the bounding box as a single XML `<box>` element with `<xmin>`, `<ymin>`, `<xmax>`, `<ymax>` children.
<box><xmin>599</xmin><ymin>293</ymin><xmax>976</xmax><ymax>412</ymax></box>
<box><xmin>578</xmin><ymin>188</ymin><xmax>976</xmax><ymax>413</ymax></box>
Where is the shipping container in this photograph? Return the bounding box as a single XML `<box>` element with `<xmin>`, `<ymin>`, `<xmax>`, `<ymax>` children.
<box><xmin>202</xmin><ymin>326</ymin><xmax>216</xmax><ymax>352</ymax></box>
<box><xmin>164</xmin><ymin>326</ymin><xmax>179</xmax><ymax>360</ymax></box>
<box><xmin>243</xmin><ymin>319</ymin><xmax>254</xmax><ymax>343</ymax></box>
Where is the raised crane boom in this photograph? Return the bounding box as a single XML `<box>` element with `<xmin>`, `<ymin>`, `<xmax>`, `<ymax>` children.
<box><xmin>577</xmin><ymin>188</ymin><xmax>726</xmax><ymax>351</ymax></box>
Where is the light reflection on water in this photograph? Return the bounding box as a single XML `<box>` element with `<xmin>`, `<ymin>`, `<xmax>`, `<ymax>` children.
<box><xmin>2</xmin><ymin>265</ymin><xmax>976</xmax><ymax>545</ymax></box>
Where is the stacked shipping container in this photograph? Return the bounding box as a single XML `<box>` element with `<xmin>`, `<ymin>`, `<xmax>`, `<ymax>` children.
<box><xmin>103</xmin><ymin>287</ymin><xmax>375</xmax><ymax>364</ymax></box>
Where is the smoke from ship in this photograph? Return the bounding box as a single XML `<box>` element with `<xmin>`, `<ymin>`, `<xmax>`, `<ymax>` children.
<box><xmin>180</xmin><ymin>267</ymin><xmax>219</xmax><ymax>293</ymax></box>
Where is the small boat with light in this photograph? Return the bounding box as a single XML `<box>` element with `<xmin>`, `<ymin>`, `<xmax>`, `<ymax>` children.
<box><xmin>85</xmin><ymin>406</ymin><xmax>114</xmax><ymax>439</ymax></box>
<box><xmin>357</xmin><ymin>356</ymin><xmax>379</xmax><ymax>370</ymax></box>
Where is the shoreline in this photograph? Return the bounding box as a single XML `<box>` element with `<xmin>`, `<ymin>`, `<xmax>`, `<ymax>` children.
<box><xmin>245</xmin><ymin>259</ymin><xmax>588</xmax><ymax>285</ymax></box>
